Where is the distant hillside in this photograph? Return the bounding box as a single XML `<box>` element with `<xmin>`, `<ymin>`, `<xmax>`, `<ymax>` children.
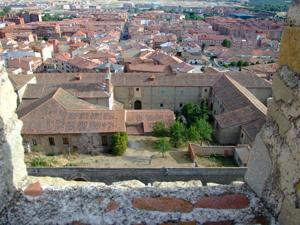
<box><xmin>248</xmin><ymin>0</ymin><xmax>291</xmax><ymax>12</ymax></box>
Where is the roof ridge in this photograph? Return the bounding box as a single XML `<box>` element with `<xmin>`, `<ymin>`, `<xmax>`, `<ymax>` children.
<box><xmin>225</xmin><ymin>75</ymin><xmax>267</xmax><ymax>116</ymax></box>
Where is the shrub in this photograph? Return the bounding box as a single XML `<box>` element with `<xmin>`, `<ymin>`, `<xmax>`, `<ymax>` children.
<box><xmin>222</xmin><ymin>39</ymin><xmax>232</xmax><ymax>48</ymax></box>
<box><xmin>169</xmin><ymin>121</ymin><xmax>187</xmax><ymax>148</ymax></box>
<box><xmin>154</xmin><ymin>137</ymin><xmax>171</xmax><ymax>158</ymax></box>
<box><xmin>152</xmin><ymin>121</ymin><xmax>169</xmax><ymax>137</ymax></box>
<box><xmin>111</xmin><ymin>132</ymin><xmax>128</xmax><ymax>156</ymax></box>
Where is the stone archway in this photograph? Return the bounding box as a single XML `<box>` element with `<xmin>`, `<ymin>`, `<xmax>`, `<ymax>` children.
<box><xmin>134</xmin><ymin>100</ymin><xmax>142</xmax><ymax>110</ymax></box>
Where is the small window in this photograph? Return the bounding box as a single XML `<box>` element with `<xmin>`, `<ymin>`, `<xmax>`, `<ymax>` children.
<box><xmin>241</xmin><ymin>132</ymin><xmax>244</xmax><ymax>139</ymax></box>
<box><xmin>136</xmin><ymin>88</ymin><xmax>140</xmax><ymax>91</ymax></box>
<box><xmin>179</xmin><ymin>103</ymin><xmax>183</xmax><ymax>107</ymax></box>
<box><xmin>102</xmin><ymin>136</ymin><xmax>108</xmax><ymax>146</ymax></box>
<box><xmin>49</xmin><ymin>137</ymin><xmax>55</xmax><ymax>146</ymax></box>
<box><xmin>32</xmin><ymin>139</ymin><xmax>37</xmax><ymax>146</ymax></box>
<box><xmin>204</xmin><ymin>88</ymin><xmax>208</xmax><ymax>92</ymax></box>
<box><xmin>62</xmin><ymin>137</ymin><xmax>69</xmax><ymax>145</ymax></box>
<box><xmin>160</xmin><ymin>103</ymin><xmax>164</xmax><ymax>107</ymax></box>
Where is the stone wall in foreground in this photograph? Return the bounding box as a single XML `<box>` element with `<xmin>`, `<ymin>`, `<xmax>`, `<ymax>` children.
<box><xmin>245</xmin><ymin>1</ymin><xmax>300</xmax><ymax>224</ymax></box>
<box><xmin>0</xmin><ymin>67</ymin><xmax>27</xmax><ymax>212</ymax></box>
<box><xmin>0</xmin><ymin>179</ymin><xmax>277</xmax><ymax>225</ymax></box>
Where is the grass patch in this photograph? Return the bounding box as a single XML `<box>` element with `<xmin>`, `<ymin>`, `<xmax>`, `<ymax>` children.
<box><xmin>30</xmin><ymin>156</ymin><xmax>58</xmax><ymax>167</ymax></box>
<box><xmin>196</xmin><ymin>154</ymin><xmax>238</xmax><ymax>167</ymax></box>
<box><xmin>64</xmin><ymin>162</ymin><xmax>78</xmax><ymax>167</ymax></box>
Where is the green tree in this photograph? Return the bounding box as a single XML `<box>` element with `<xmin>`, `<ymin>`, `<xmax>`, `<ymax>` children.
<box><xmin>229</xmin><ymin>61</ymin><xmax>237</xmax><ymax>67</ymax></box>
<box><xmin>187</xmin><ymin>125</ymin><xmax>200</xmax><ymax>141</ymax></box>
<box><xmin>222</xmin><ymin>39</ymin><xmax>232</xmax><ymax>48</ymax></box>
<box><xmin>154</xmin><ymin>137</ymin><xmax>171</xmax><ymax>158</ymax></box>
<box><xmin>242</xmin><ymin>61</ymin><xmax>249</xmax><ymax>67</ymax></box>
<box><xmin>181</xmin><ymin>103</ymin><xmax>201</xmax><ymax>126</ymax></box>
<box><xmin>152</xmin><ymin>121</ymin><xmax>169</xmax><ymax>137</ymax></box>
<box><xmin>111</xmin><ymin>132</ymin><xmax>128</xmax><ymax>156</ymax></box>
<box><xmin>194</xmin><ymin>118</ymin><xmax>213</xmax><ymax>142</ymax></box>
<box><xmin>169</xmin><ymin>121</ymin><xmax>186</xmax><ymax>148</ymax></box>
<box><xmin>181</xmin><ymin>102</ymin><xmax>210</xmax><ymax>126</ymax></box>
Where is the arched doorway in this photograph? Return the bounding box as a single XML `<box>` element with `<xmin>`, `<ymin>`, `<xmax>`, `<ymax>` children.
<box><xmin>134</xmin><ymin>100</ymin><xmax>142</xmax><ymax>109</ymax></box>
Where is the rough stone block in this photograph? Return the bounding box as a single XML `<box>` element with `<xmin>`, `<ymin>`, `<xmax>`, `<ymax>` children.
<box><xmin>268</xmin><ymin>100</ymin><xmax>291</xmax><ymax>136</ymax></box>
<box><xmin>287</xmin><ymin>0</ymin><xmax>300</xmax><ymax>26</ymax></box>
<box><xmin>132</xmin><ymin>197</ymin><xmax>193</xmax><ymax>212</ymax></box>
<box><xmin>279</xmin><ymin>27</ymin><xmax>300</xmax><ymax>73</ymax></box>
<box><xmin>159</xmin><ymin>221</ymin><xmax>196</xmax><ymax>225</ymax></box>
<box><xmin>272</xmin><ymin>75</ymin><xmax>294</xmax><ymax>104</ymax></box>
<box><xmin>202</xmin><ymin>221</ymin><xmax>234</xmax><ymax>225</ymax></box>
<box><xmin>152</xmin><ymin>180</ymin><xmax>202</xmax><ymax>188</ymax></box>
<box><xmin>245</xmin><ymin>133</ymin><xmax>272</xmax><ymax>197</ymax></box>
<box><xmin>194</xmin><ymin>194</ymin><xmax>249</xmax><ymax>209</ymax></box>
<box><xmin>278</xmin><ymin>198</ymin><xmax>300</xmax><ymax>225</ymax></box>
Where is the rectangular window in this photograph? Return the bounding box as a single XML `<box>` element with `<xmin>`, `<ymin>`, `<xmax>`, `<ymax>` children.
<box><xmin>160</xmin><ymin>103</ymin><xmax>164</xmax><ymax>107</ymax></box>
<box><xmin>32</xmin><ymin>139</ymin><xmax>37</xmax><ymax>146</ymax></box>
<box><xmin>62</xmin><ymin>137</ymin><xmax>69</xmax><ymax>145</ymax></box>
<box><xmin>102</xmin><ymin>136</ymin><xmax>108</xmax><ymax>146</ymax></box>
<box><xmin>49</xmin><ymin>137</ymin><xmax>55</xmax><ymax>146</ymax></box>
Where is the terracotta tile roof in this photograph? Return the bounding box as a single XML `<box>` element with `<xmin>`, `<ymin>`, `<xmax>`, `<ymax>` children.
<box><xmin>8</xmin><ymin>74</ymin><xmax>35</xmax><ymax>90</ymax></box>
<box><xmin>35</xmin><ymin>73</ymin><xmax>106</xmax><ymax>84</ymax></box>
<box><xmin>241</xmin><ymin>118</ymin><xmax>265</xmax><ymax>141</ymax></box>
<box><xmin>243</xmin><ymin>63</ymin><xmax>279</xmax><ymax>74</ymax></box>
<box><xmin>22</xmin><ymin>83</ymin><xmax>109</xmax><ymax>100</ymax></box>
<box><xmin>127</xmin><ymin>63</ymin><xmax>168</xmax><ymax>73</ymax></box>
<box><xmin>68</xmin><ymin>56</ymin><xmax>100</xmax><ymax>70</ymax></box>
<box><xmin>215</xmin><ymin>105</ymin><xmax>263</xmax><ymax>128</ymax></box>
<box><xmin>19</xmin><ymin>88</ymin><xmax>125</xmax><ymax>134</ymax></box>
<box><xmin>125</xmin><ymin>110</ymin><xmax>175</xmax><ymax>133</ymax></box>
<box><xmin>112</xmin><ymin>73</ymin><xmax>221</xmax><ymax>87</ymax></box>
<box><xmin>225</xmin><ymin>71</ymin><xmax>272</xmax><ymax>88</ymax></box>
<box><xmin>72</xmin><ymin>30</ymin><xmax>86</xmax><ymax>37</ymax></box>
<box><xmin>212</xmin><ymin>75</ymin><xmax>267</xmax><ymax>113</ymax></box>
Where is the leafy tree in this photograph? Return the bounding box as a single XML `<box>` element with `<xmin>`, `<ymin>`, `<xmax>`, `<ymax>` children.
<box><xmin>152</xmin><ymin>121</ymin><xmax>169</xmax><ymax>137</ymax></box>
<box><xmin>194</xmin><ymin>118</ymin><xmax>213</xmax><ymax>142</ymax></box>
<box><xmin>181</xmin><ymin>103</ymin><xmax>202</xmax><ymax>126</ymax></box>
<box><xmin>229</xmin><ymin>61</ymin><xmax>237</xmax><ymax>67</ymax></box>
<box><xmin>0</xmin><ymin>7</ymin><xmax>11</xmax><ymax>17</ymax></box>
<box><xmin>242</xmin><ymin>61</ymin><xmax>249</xmax><ymax>67</ymax></box>
<box><xmin>222</xmin><ymin>39</ymin><xmax>232</xmax><ymax>48</ymax></box>
<box><xmin>169</xmin><ymin>121</ymin><xmax>186</xmax><ymax>148</ymax></box>
<box><xmin>187</xmin><ymin>125</ymin><xmax>200</xmax><ymax>141</ymax></box>
<box><xmin>111</xmin><ymin>132</ymin><xmax>128</xmax><ymax>156</ymax></box>
<box><xmin>181</xmin><ymin>102</ymin><xmax>210</xmax><ymax>126</ymax></box>
<box><xmin>154</xmin><ymin>137</ymin><xmax>171</xmax><ymax>158</ymax></box>
<box><xmin>184</xmin><ymin>11</ymin><xmax>203</xmax><ymax>20</ymax></box>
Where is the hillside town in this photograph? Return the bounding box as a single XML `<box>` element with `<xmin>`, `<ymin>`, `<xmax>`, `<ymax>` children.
<box><xmin>0</xmin><ymin>0</ymin><xmax>286</xmax><ymax>169</ymax></box>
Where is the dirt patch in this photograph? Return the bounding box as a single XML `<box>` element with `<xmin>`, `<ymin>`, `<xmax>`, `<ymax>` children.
<box><xmin>25</xmin><ymin>136</ymin><xmax>194</xmax><ymax>168</ymax></box>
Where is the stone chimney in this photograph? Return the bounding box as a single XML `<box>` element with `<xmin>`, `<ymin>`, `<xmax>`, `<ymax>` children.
<box><xmin>245</xmin><ymin>1</ymin><xmax>300</xmax><ymax>224</ymax></box>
